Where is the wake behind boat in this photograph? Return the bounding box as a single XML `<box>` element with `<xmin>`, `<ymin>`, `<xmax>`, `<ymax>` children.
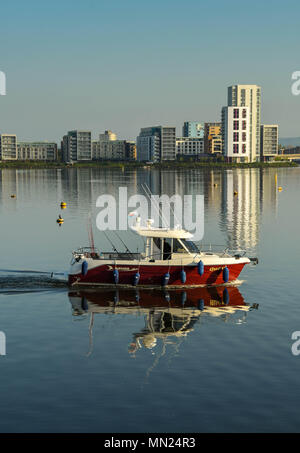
<box><xmin>68</xmin><ymin>216</ymin><xmax>257</xmax><ymax>288</ymax></box>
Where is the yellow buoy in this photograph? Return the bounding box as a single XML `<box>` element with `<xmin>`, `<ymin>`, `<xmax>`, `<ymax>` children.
<box><xmin>57</xmin><ymin>215</ymin><xmax>64</xmax><ymax>225</ymax></box>
<box><xmin>234</xmin><ymin>191</ymin><xmax>238</xmax><ymax>196</ymax></box>
<box><xmin>278</xmin><ymin>186</ymin><xmax>283</xmax><ymax>192</ymax></box>
<box><xmin>60</xmin><ymin>201</ymin><xmax>67</xmax><ymax>209</ymax></box>
<box><xmin>11</xmin><ymin>194</ymin><xmax>16</xmax><ymax>198</ymax></box>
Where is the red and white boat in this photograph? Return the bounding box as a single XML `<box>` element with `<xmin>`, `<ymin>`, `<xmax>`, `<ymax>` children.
<box><xmin>68</xmin><ymin>217</ymin><xmax>257</xmax><ymax>288</ymax></box>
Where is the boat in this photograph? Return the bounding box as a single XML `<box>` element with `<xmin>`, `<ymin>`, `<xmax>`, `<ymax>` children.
<box><xmin>68</xmin><ymin>215</ymin><xmax>257</xmax><ymax>288</ymax></box>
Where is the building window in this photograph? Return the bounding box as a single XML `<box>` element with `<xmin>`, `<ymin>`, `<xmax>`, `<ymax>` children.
<box><xmin>233</xmin><ymin>132</ymin><xmax>239</xmax><ymax>142</ymax></box>
<box><xmin>242</xmin><ymin>132</ymin><xmax>247</xmax><ymax>142</ymax></box>
<box><xmin>242</xmin><ymin>144</ymin><xmax>246</xmax><ymax>153</ymax></box>
<box><xmin>233</xmin><ymin>121</ymin><xmax>239</xmax><ymax>131</ymax></box>
<box><xmin>233</xmin><ymin>109</ymin><xmax>239</xmax><ymax>119</ymax></box>
<box><xmin>242</xmin><ymin>121</ymin><xmax>246</xmax><ymax>130</ymax></box>
<box><xmin>233</xmin><ymin>144</ymin><xmax>239</xmax><ymax>154</ymax></box>
<box><xmin>242</xmin><ymin>109</ymin><xmax>247</xmax><ymax>118</ymax></box>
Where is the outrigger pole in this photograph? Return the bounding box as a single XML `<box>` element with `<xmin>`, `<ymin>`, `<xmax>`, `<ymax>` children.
<box><xmin>113</xmin><ymin>231</ymin><xmax>134</xmax><ymax>258</ymax></box>
<box><xmin>87</xmin><ymin>213</ymin><xmax>95</xmax><ymax>254</ymax></box>
<box><xmin>103</xmin><ymin>230</ymin><xmax>120</xmax><ymax>254</ymax></box>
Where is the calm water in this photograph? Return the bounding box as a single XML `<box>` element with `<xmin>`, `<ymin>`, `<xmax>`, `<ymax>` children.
<box><xmin>0</xmin><ymin>166</ymin><xmax>300</xmax><ymax>433</ymax></box>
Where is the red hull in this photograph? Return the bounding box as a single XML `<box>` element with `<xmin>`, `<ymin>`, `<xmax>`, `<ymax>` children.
<box><xmin>68</xmin><ymin>262</ymin><xmax>246</xmax><ymax>287</ymax></box>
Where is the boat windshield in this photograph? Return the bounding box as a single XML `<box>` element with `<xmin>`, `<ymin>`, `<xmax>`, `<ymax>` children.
<box><xmin>181</xmin><ymin>239</ymin><xmax>199</xmax><ymax>254</ymax></box>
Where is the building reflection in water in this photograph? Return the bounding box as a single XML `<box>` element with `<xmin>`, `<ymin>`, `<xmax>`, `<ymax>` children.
<box><xmin>68</xmin><ymin>287</ymin><xmax>258</xmax><ymax>358</ymax></box>
<box><xmin>219</xmin><ymin>168</ymin><xmax>278</xmax><ymax>252</ymax></box>
<box><xmin>220</xmin><ymin>169</ymin><xmax>261</xmax><ymax>251</ymax></box>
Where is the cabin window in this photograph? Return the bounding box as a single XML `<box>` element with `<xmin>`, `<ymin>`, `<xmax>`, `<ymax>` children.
<box><xmin>163</xmin><ymin>238</ymin><xmax>172</xmax><ymax>260</ymax></box>
<box><xmin>173</xmin><ymin>239</ymin><xmax>187</xmax><ymax>253</ymax></box>
<box><xmin>182</xmin><ymin>239</ymin><xmax>199</xmax><ymax>254</ymax></box>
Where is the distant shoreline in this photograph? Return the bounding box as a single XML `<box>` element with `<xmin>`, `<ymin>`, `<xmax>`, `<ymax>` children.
<box><xmin>0</xmin><ymin>160</ymin><xmax>297</xmax><ymax>170</ymax></box>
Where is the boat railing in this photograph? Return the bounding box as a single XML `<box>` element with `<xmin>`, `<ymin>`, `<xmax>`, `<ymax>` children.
<box><xmin>73</xmin><ymin>247</ymin><xmax>101</xmax><ymax>259</ymax></box>
<box><xmin>73</xmin><ymin>246</ymin><xmax>247</xmax><ymax>262</ymax></box>
<box><xmin>197</xmin><ymin>244</ymin><xmax>247</xmax><ymax>257</ymax></box>
<box><xmin>100</xmin><ymin>252</ymin><xmax>142</xmax><ymax>261</ymax></box>
<box><xmin>73</xmin><ymin>248</ymin><xmax>142</xmax><ymax>261</ymax></box>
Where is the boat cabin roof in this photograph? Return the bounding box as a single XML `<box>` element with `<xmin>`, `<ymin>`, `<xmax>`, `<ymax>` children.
<box><xmin>131</xmin><ymin>225</ymin><xmax>193</xmax><ymax>239</ymax></box>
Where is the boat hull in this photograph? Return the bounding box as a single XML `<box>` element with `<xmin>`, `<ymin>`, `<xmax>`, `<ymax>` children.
<box><xmin>68</xmin><ymin>261</ymin><xmax>247</xmax><ymax>287</ymax></box>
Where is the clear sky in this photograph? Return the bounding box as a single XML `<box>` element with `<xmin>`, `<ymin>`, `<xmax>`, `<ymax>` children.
<box><xmin>0</xmin><ymin>0</ymin><xmax>300</xmax><ymax>142</ymax></box>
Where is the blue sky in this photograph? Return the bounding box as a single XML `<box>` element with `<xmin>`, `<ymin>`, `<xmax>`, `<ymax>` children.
<box><xmin>0</xmin><ymin>0</ymin><xmax>300</xmax><ymax>142</ymax></box>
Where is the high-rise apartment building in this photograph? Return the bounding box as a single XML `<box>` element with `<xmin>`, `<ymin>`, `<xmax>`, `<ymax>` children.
<box><xmin>221</xmin><ymin>106</ymin><xmax>250</xmax><ymax>162</ymax></box>
<box><xmin>0</xmin><ymin>134</ymin><xmax>17</xmax><ymax>160</ymax></box>
<box><xmin>204</xmin><ymin>122</ymin><xmax>222</xmax><ymax>154</ymax></box>
<box><xmin>137</xmin><ymin>126</ymin><xmax>176</xmax><ymax>162</ymax></box>
<box><xmin>62</xmin><ymin>130</ymin><xmax>91</xmax><ymax>162</ymax></box>
<box><xmin>227</xmin><ymin>85</ymin><xmax>261</xmax><ymax>162</ymax></box>
<box><xmin>182</xmin><ymin>122</ymin><xmax>204</xmax><ymax>138</ymax></box>
<box><xmin>260</xmin><ymin>125</ymin><xmax>278</xmax><ymax>161</ymax></box>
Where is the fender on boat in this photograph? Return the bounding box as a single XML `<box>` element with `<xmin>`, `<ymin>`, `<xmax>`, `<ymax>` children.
<box><xmin>113</xmin><ymin>269</ymin><xmax>119</xmax><ymax>284</ymax></box>
<box><xmin>223</xmin><ymin>266</ymin><xmax>229</xmax><ymax>283</ymax></box>
<box><xmin>198</xmin><ymin>260</ymin><xmax>204</xmax><ymax>276</ymax></box>
<box><xmin>82</xmin><ymin>260</ymin><xmax>88</xmax><ymax>276</ymax></box>
<box><xmin>162</xmin><ymin>272</ymin><xmax>170</xmax><ymax>287</ymax></box>
<box><xmin>180</xmin><ymin>269</ymin><xmax>186</xmax><ymax>284</ymax></box>
<box><xmin>133</xmin><ymin>272</ymin><xmax>140</xmax><ymax>286</ymax></box>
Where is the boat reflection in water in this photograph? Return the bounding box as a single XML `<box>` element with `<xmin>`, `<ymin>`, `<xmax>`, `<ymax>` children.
<box><xmin>68</xmin><ymin>286</ymin><xmax>259</xmax><ymax>356</ymax></box>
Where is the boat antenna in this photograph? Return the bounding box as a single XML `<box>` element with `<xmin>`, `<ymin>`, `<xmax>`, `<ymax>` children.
<box><xmin>87</xmin><ymin>213</ymin><xmax>95</xmax><ymax>254</ymax></box>
<box><xmin>144</xmin><ymin>182</ymin><xmax>182</xmax><ymax>228</ymax></box>
<box><xmin>141</xmin><ymin>183</ymin><xmax>169</xmax><ymax>228</ymax></box>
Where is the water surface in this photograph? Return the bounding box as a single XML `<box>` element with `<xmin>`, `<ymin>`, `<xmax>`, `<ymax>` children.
<box><xmin>0</xmin><ymin>166</ymin><xmax>299</xmax><ymax>433</ymax></box>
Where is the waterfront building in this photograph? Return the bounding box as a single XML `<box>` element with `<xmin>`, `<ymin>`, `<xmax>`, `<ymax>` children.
<box><xmin>221</xmin><ymin>106</ymin><xmax>250</xmax><ymax>162</ymax></box>
<box><xmin>62</xmin><ymin>130</ymin><xmax>91</xmax><ymax>162</ymax></box>
<box><xmin>207</xmin><ymin>135</ymin><xmax>222</xmax><ymax>154</ymax></box>
<box><xmin>92</xmin><ymin>140</ymin><xmax>100</xmax><ymax>160</ymax></box>
<box><xmin>204</xmin><ymin>123</ymin><xmax>222</xmax><ymax>154</ymax></box>
<box><xmin>18</xmin><ymin>142</ymin><xmax>57</xmax><ymax>161</ymax></box>
<box><xmin>176</xmin><ymin>137</ymin><xmax>204</xmax><ymax>158</ymax></box>
<box><xmin>227</xmin><ymin>85</ymin><xmax>261</xmax><ymax>162</ymax></box>
<box><xmin>99</xmin><ymin>139</ymin><xmax>127</xmax><ymax>160</ymax></box>
<box><xmin>92</xmin><ymin>132</ymin><xmax>136</xmax><ymax>161</ymax></box>
<box><xmin>137</xmin><ymin>126</ymin><xmax>176</xmax><ymax>162</ymax></box>
<box><xmin>182</xmin><ymin>122</ymin><xmax>204</xmax><ymax>138</ymax></box>
<box><xmin>0</xmin><ymin>134</ymin><xmax>17</xmax><ymax>160</ymax></box>
<box><xmin>125</xmin><ymin>141</ymin><xmax>137</xmax><ymax>161</ymax></box>
<box><xmin>260</xmin><ymin>125</ymin><xmax>278</xmax><ymax>161</ymax></box>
